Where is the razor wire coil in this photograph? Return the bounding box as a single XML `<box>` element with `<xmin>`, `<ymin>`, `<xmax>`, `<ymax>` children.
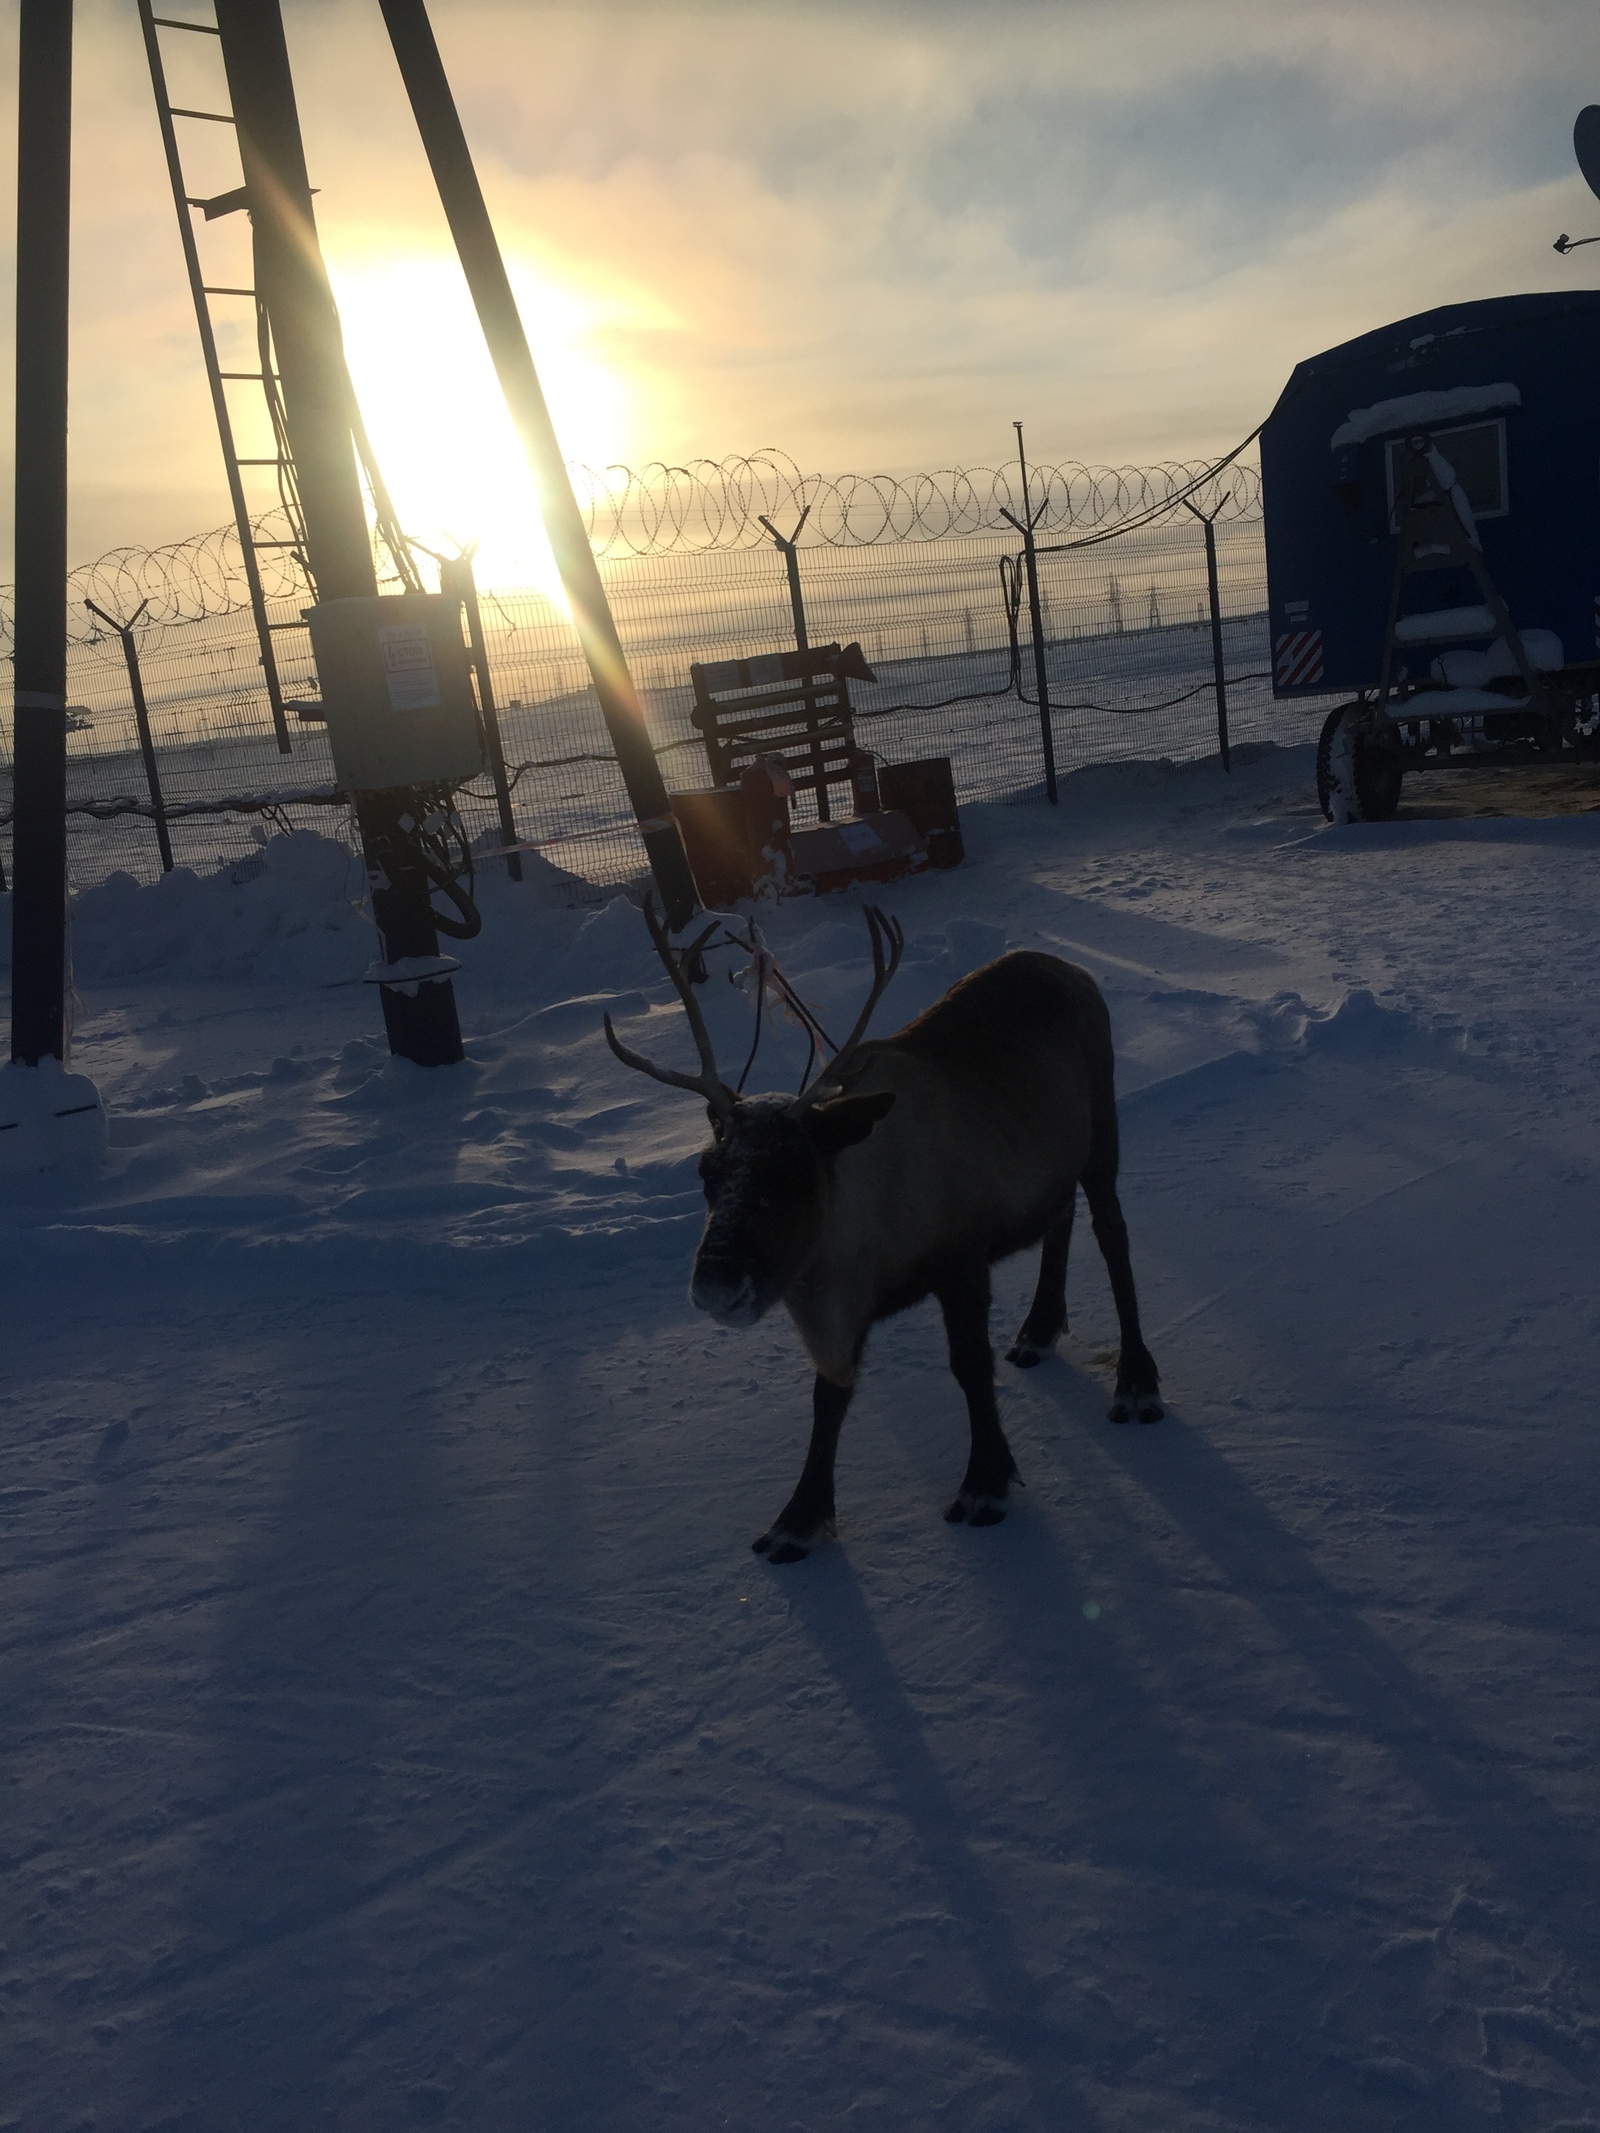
<box><xmin>0</xmin><ymin>450</ymin><xmax>1262</xmax><ymax>655</ymax></box>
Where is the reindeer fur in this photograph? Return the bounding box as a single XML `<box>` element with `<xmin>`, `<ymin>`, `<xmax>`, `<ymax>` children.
<box><xmin>685</xmin><ymin>949</ymin><xmax>1162</xmax><ymax>1562</ymax></box>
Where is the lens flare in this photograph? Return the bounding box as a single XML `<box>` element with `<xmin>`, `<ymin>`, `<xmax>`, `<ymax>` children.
<box><xmin>325</xmin><ymin>248</ymin><xmax>637</xmax><ymax>605</ymax></box>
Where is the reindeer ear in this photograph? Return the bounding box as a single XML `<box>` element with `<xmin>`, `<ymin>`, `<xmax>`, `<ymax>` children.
<box><xmin>802</xmin><ymin>1089</ymin><xmax>895</xmax><ymax>1153</ymax></box>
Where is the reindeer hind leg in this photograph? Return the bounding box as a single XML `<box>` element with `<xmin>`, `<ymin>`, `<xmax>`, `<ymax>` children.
<box><xmin>1005</xmin><ymin>1197</ymin><xmax>1076</xmax><ymax>1368</ymax></box>
<box><xmin>1081</xmin><ymin>1165</ymin><xmax>1162</xmax><ymax>1422</ymax></box>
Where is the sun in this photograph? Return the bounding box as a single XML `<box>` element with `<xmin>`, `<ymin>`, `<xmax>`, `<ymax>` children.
<box><xmin>325</xmin><ymin>248</ymin><xmax>639</xmax><ymax>605</ymax></box>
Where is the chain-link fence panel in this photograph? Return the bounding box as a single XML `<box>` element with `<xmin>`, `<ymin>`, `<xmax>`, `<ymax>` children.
<box><xmin>1</xmin><ymin>470</ymin><xmax>1331</xmax><ymax>898</ymax></box>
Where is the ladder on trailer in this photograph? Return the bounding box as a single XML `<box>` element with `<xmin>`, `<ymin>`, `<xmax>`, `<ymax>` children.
<box><xmin>138</xmin><ymin>0</ymin><xmax>303</xmax><ymax>751</ymax></box>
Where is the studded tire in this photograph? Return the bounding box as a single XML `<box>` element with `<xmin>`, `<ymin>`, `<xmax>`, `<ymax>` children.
<box><xmin>1316</xmin><ymin>703</ymin><xmax>1404</xmax><ymax>823</ymax></box>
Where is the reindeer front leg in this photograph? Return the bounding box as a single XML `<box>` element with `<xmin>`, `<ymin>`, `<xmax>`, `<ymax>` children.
<box><xmin>753</xmin><ymin>1373</ymin><xmax>854</xmax><ymax>1563</ymax></box>
<box><xmin>938</xmin><ymin>1262</ymin><xmax>1021</xmax><ymax>1524</ymax></box>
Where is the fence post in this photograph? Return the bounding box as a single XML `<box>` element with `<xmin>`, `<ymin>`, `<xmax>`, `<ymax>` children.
<box><xmin>1183</xmin><ymin>499</ymin><xmax>1231</xmax><ymax>772</ymax></box>
<box><xmin>999</xmin><ymin>421</ymin><xmax>1058</xmax><ymax>805</ymax></box>
<box><xmin>758</xmin><ymin>506</ymin><xmax>830</xmax><ymax>820</ymax></box>
<box><xmin>439</xmin><ymin>555</ymin><xmax>521</xmax><ymax>881</ymax></box>
<box><xmin>84</xmin><ymin>598</ymin><xmax>174</xmax><ymax>872</ymax></box>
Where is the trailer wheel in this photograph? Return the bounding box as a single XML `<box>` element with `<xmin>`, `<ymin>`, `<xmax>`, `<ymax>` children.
<box><xmin>1316</xmin><ymin>704</ymin><xmax>1403</xmax><ymax>823</ymax></box>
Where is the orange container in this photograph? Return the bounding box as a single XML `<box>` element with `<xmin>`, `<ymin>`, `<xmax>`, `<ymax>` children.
<box><xmin>878</xmin><ymin>757</ymin><xmax>963</xmax><ymax>868</ymax></box>
<box><xmin>669</xmin><ymin>788</ymin><xmax>758</xmax><ymax>907</ymax></box>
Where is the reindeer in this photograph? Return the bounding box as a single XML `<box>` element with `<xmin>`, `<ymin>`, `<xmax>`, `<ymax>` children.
<box><xmin>605</xmin><ymin>902</ymin><xmax>1162</xmax><ymax>1562</ymax></box>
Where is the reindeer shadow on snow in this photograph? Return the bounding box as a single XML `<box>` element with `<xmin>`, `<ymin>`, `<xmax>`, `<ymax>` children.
<box><xmin>606</xmin><ymin>901</ymin><xmax>1163</xmax><ymax>1563</ymax></box>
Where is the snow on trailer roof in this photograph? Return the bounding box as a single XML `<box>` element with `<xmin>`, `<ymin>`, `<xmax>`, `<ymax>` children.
<box><xmin>1260</xmin><ymin>289</ymin><xmax>1600</xmax><ymax>698</ymax></box>
<box><xmin>1329</xmin><ymin>382</ymin><xmax>1521</xmax><ymax>449</ymax></box>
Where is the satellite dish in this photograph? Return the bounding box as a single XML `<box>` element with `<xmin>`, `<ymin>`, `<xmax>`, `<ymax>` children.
<box><xmin>1577</xmin><ymin>106</ymin><xmax>1600</xmax><ymax>203</ymax></box>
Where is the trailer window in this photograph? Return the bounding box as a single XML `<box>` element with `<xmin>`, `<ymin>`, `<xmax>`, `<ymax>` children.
<box><xmin>1385</xmin><ymin>418</ymin><xmax>1508</xmax><ymax>526</ymax></box>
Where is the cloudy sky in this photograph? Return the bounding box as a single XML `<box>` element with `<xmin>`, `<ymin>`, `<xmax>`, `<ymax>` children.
<box><xmin>0</xmin><ymin>0</ymin><xmax>1596</xmax><ymax>578</ymax></box>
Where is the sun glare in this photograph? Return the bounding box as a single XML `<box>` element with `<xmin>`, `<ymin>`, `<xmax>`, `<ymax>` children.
<box><xmin>326</xmin><ymin>250</ymin><xmax>637</xmax><ymax>605</ymax></box>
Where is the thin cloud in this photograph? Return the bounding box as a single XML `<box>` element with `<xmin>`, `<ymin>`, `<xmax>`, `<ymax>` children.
<box><xmin>0</xmin><ymin>0</ymin><xmax>1592</xmax><ymax>568</ymax></box>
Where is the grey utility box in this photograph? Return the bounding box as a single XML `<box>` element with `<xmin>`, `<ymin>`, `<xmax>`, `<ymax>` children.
<box><xmin>304</xmin><ymin>592</ymin><xmax>484</xmax><ymax>792</ymax></box>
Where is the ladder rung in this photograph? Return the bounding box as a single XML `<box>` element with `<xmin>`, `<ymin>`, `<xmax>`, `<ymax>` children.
<box><xmin>218</xmin><ymin>370</ymin><xmax>273</xmax><ymax>380</ymax></box>
<box><xmin>251</xmin><ymin>539</ymin><xmax>305</xmax><ymax>549</ymax></box>
<box><xmin>202</xmin><ymin>285</ymin><xmax>256</xmax><ymax>297</ymax></box>
<box><xmin>168</xmin><ymin>106</ymin><xmax>235</xmax><ymax>124</ymax></box>
<box><xmin>268</xmin><ymin>618</ymin><xmax>310</xmax><ymax>630</ymax></box>
<box><xmin>187</xmin><ymin>185</ymin><xmax>249</xmax><ymax>220</ymax></box>
<box><xmin>235</xmin><ymin>456</ymin><xmax>288</xmax><ymax>466</ymax></box>
<box><xmin>151</xmin><ymin>15</ymin><xmax>220</xmax><ymax>30</ymax></box>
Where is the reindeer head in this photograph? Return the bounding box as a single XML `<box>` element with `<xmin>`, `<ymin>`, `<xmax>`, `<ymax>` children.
<box><xmin>604</xmin><ymin>901</ymin><xmax>903</xmax><ymax>1327</ymax></box>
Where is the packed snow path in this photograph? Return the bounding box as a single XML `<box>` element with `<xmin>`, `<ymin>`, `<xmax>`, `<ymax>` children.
<box><xmin>3</xmin><ymin>745</ymin><xmax>1599</xmax><ymax>2131</ymax></box>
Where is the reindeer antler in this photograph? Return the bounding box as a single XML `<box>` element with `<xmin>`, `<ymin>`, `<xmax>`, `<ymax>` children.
<box><xmin>603</xmin><ymin>895</ymin><xmax>737</xmax><ymax>1121</ymax></box>
<box><xmin>797</xmin><ymin>906</ymin><xmax>905</xmax><ymax>1105</ymax></box>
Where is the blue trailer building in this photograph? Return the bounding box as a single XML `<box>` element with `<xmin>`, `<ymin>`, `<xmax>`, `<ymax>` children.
<box><xmin>1260</xmin><ymin>289</ymin><xmax>1600</xmax><ymax>818</ymax></box>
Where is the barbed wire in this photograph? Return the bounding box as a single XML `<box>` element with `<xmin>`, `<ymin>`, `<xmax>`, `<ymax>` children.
<box><xmin>572</xmin><ymin>449</ymin><xmax>1261</xmax><ymax>555</ymax></box>
<box><xmin>43</xmin><ymin>512</ymin><xmax>314</xmax><ymax>653</ymax></box>
<box><xmin>0</xmin><ymin>450</ymin><xmax>1261</xmax><ymax>657</ymax></box>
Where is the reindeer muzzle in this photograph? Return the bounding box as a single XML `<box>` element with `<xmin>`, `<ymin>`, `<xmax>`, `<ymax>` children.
<box><xmin>690</xmin><ymin>1266</ymin><xmax>766</xmax><ymax>1327</ymax></box>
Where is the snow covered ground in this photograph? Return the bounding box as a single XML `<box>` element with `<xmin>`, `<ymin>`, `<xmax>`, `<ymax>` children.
<box><xmin>3</xmin><ymin>744</ymin><xmax>1599</xmax><ymax>2131</ymax></box>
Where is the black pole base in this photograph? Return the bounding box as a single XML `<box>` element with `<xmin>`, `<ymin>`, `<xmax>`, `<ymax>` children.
<box><xmin>642</xmin><ymin>821</ymin><xmax>697</xmax><ymax>932</ymax></box>
<box><xmin>357</xmin><ymin>792</ymin><xmax>466</xmax><ymax>1067</ymax></box>
<box><xmin>376</xmin><ymin>976</ymin><xmax>465</xmax><ymax>1066</ymax></box>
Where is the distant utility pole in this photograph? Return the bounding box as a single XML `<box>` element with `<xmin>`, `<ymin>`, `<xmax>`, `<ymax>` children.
<box><xmin>375</xmin><ymin>0</ymin><xmax>698</xmax><ymax>929</ymax></box>
<box><xmin>10</xmin><ymin>0</ymin><xmax>73</xmax><ymax>1065</ymax></box>
<box><xmin>212</xmin><ymin>0</ymin><xmax>464</xmax><ymax>1066</ymax></box>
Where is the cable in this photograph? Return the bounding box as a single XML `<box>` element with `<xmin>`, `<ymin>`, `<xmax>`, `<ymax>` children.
<box><xmin>410</xmin><ymin>790</ymin><xmax>483</xmax><ymax>941</ymax></box>
<box><xmin>734</xmin><ymin>955</ymin><xmax>765</xmax><ymax>1094</ymax></box>
<box><xmin>1034</xmin><ymin>421</ymin><xmax>1268</xmax><ymax>557</ymax></box>
<box><xmin>1017</xmin><ymin>668</ymin><xmax>1274</xmax><ymax>716</ymax></box>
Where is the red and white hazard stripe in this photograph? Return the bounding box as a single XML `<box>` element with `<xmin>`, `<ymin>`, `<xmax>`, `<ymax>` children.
<box><xmin>1274</xmin><ymin>629</ymin><xmax>1324</xmax><ymax>689</ymax></box>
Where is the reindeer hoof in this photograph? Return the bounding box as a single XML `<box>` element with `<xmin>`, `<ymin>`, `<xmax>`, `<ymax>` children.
<box><xmin>752</xmin><ymin>1528</ymin><xmax>806</xmax><ymax>1561</ymax></box>
<box><xmin>1108</xmin><ymin>1390</ymin><xmax>1164</xmax><ymax>1424</ymax></box>
<box><xmin>753</xmin><ymin>1514</ymin><xmax>833</xmax><ymax>1562</ymax></box>
<box><xmin>1005</xmin><ymin>1338</ymin><xmax>1050</xmax><ymax>1368</ymax></box>
<box><xmin>945</xmin><ymin>1490</ymin><xmax>1008</xmax><ymax>1526</ymax></box>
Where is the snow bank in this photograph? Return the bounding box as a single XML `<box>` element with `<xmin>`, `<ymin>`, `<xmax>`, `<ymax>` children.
<box><xmin>0</xmin><ymin>827</ymin><xmax>608</xmax><ymax>991</ymax></box>
<box><xmin>0</xmin><ymin>1056</ymin><xmax>107</xmax><ymax>1177</ymax></box>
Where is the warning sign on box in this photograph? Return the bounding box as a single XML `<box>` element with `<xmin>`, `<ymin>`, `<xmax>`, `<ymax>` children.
<box><xmin>378</xmin><ymin>621</ymin><xmax>441</xmax><ymax>711</ymax></box>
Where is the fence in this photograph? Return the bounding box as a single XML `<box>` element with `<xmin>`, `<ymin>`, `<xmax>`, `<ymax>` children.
<box><xmin>0</xmin><ymin>450</ymin><xmax>1329</xmax><ymax>897</ymax></box>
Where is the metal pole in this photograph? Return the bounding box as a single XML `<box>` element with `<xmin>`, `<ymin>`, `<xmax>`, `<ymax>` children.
<box><xmin>375</xmin><ymin>0</ymin><xmax>697</xmax><ymax>929</ymax></box>
<box><xmin>214</xmin><ymin>0</ymin><xmax>464</xmax><ymax>1067</ymax></box>
<box><xmin>1184</xmin><ymin>500</ymin><xmax>1231</xmax><ymax>772</ymax></box>
<box><xmin>759</xmin><ymin>507</ymin><xmax>828</xmax><ymax>819</ymax></box>
<box><xmin>765</xmin><ymin>510</ymin><xmax>811</xmax><ymax>656</ymax></box>
<box><xmin>1020</xmin><ymin>533</ymin><xmax>1058</xmax><ymax>804</ymax></box>
<box><xmin>10</xmin><ymin>0</ymin><xmax>73</xmax><ymax>1064</ymax></box>
<box><xmin>84</xmin><ymin>600</ymin><xmax>174</xmax><ymax>872</ymax></box>
<box><xmin>441</xmin><ymin>555</ymin><xmax>521</xmax><ymax>881</ymax></box>
<box><xmin>1202</xmin><ymin>517</ymin><xmax>1231</xmax><ymax>773</ymax></box>
<box><xmin>1001</xmin><ymin>422</ymin><xmax>1057</xmax><ymax>805</ymax></box>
